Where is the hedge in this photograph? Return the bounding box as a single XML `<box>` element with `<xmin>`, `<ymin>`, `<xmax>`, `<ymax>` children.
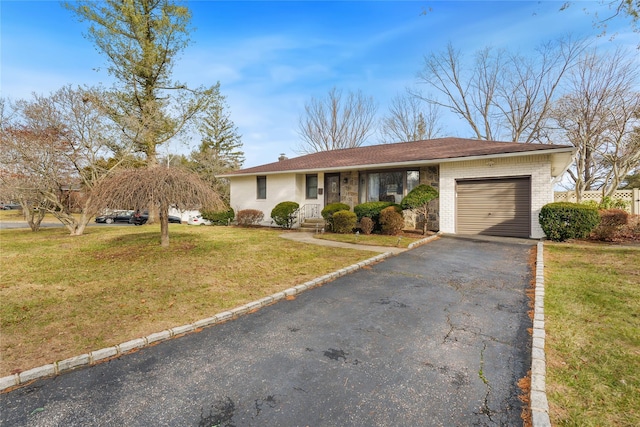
<box><xmin>538</xmin><ymin>202</ymin><xmax>600</xmax><ymax>242</ymax></box>
<box><xmin>201</xmin><ymin>207</ymin><xmax>235</xmax><ymax>225</ymax></box>
<box><xmin>354</xmin><ymin>201</ymin><xmax>400</xmax><ymax>231</ymax></box>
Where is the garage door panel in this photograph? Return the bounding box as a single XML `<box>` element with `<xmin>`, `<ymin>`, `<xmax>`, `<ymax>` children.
<box><xmin>457</xmin><ymin>178</ymin><xmax>531</xmax><ymax>238</ymax></box>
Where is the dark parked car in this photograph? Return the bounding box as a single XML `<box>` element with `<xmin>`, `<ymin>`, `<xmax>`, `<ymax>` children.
<box><xmin>129</xmin><ymin>211</ymin><xmax>182</xmax><ymax>225</ymax></box>
<box><xmin>95</xmin><ymin>210</ymin><xmax>135</xmax><ymax>224</ymax></box>
<box><xmin>1</xmin><ymin>203</ymin><xmax>22</xmax><ymax>210</ymax></box>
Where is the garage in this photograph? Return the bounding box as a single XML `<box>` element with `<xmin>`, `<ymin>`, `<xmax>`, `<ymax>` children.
<box><xmin>456</xmin><ymin>177</ymin><xmax>531</xmax><ymax>238</ymax></box>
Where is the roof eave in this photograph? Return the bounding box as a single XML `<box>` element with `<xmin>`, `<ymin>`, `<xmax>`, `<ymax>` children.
<box><xmin>218</xmin><ymin>147</ymin><xmax>577</xmax><ymax>178</ymax></box>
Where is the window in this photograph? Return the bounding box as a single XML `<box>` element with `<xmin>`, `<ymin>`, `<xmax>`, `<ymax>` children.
<box><xmin>359</xmin><ymin>170</ymin><xmax>420</xmax><ymax>203</ymax></box>
<box><xmin>257</xmin><ymin>176</ymin><xmax>266</xmax><ymax>199</ymax></box>
<box><xmin>306</xmin><ymin>174</ymin><xmax>318</xmax><ymax>199</ymax></box>
<box><xmin>363</xmin><ymin>171</ymin><xmax>403</xmax><ymax>202</ymax></box>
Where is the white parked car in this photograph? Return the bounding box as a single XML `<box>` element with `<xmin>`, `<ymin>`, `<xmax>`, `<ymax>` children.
<box><xmin>187</xmin><ymin>215</ymin><xmax>211</xmax><ymax>226</ymax></box>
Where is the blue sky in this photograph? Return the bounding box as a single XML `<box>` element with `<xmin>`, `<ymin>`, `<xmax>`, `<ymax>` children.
<box><xmin>1</xmin><ymin>1</ymin><xmax>637</xmax><ymax>167</ymax></box>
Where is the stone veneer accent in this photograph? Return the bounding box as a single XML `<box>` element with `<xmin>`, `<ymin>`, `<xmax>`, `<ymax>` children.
<box><xmin>420</xmin><ymin>165</ymin><xmax>440</xmax><ymax>231</ymax></box>
<box><xmin>337</xmin><ymin>167</ymin><xmax>442</xmax><ymax>231</ymax></box>
<box><xmin>339</xmin><ymin>171</ymin><xmax>360</xmax><ymax>209</ymax></box>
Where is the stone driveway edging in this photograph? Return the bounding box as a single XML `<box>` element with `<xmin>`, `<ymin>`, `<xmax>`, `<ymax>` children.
<box><xmin>2</xmin><ymin>231</ymin><xmax>543</xmax><ymax>425</ymax></box>
<box><xmin>0</xmin><ymin>250</ymin><xmax>401</xmax><ymax>393</ymax></box>
<box><xmin>407</xmin><ymin>232</ymin><xmax>441</xmax><ymax>249</ymax></box>
<box><xmin>531</xmin><ymin>241</ymin><xmax>551</xmax><ymax>427</ymax></box>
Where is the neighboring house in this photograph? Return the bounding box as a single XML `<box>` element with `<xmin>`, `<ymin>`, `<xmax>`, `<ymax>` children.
<box><xmin>219</xmin><ymin>137</ymin><xmax>575</xmax><ymax>239</ymax></box>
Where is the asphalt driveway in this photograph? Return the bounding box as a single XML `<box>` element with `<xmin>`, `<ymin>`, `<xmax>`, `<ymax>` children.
<box><xmin>1</xmin><ymin>236</ymin><xmax>535</xmax><ymax>426</ymax></box>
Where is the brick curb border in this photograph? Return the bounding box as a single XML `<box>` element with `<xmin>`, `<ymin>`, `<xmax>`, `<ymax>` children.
<box><xmin>531</xmin><ymin>241</ymin><xmax>551</xmax><ymax>427</ymax></box>
<box><xmin>1</xmin><ymin>237</ymin><xmax>447</xmax><ymax>393</ymax></box>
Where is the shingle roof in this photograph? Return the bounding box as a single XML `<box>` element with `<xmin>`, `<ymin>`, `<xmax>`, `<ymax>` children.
<box><xmin>223</xmin><ymin>137</ymin><xmax>573</xmax><ymax>176</ymax></box>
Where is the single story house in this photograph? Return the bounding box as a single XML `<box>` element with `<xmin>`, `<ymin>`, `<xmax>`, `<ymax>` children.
<box><xmin>219</xmin><ymin>137</ymin><xmax>575</xmax><ymax>239</ymax></box>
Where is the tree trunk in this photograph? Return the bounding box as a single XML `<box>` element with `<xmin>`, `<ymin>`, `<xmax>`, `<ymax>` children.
<box><xmin>159</xmin><ymin>205</ymin><xmax>170</xmax><ymax>247</ymax></box>
<box><xmin>24</xmin><ymin>207</ymin><xmax>45</xmax><ymax>232</ymax></box>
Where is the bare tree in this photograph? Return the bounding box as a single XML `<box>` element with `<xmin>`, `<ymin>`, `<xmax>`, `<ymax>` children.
<box><xmin>549</xmin><ymin>48</ymin><xmax>640</xmax><ymax>200</ymax></box>
<box><xmin>417</xmin><ymin>38</ymin><xmax>586</xmax><ymax>142</ymax></box>
<box><xmin>0</xmin><ymin>87</ymin><xmax>130</xmax><ymax>234</ymax></box>
<box><xmin>297</xmin><ymin>87</ymin><xmax>378</xmax><ymax>153</ymax></box>
<box><xmin>379</xmin><ymin>91</ymin><xmax>443</xmax><ymax>144</ymax></box>
<box><xmin>561</xmin><ymin>1</ymin><xmax>640</xmax><ymax>45</ymax></box>
<box><xmin>91</xmin><ymin>167</ymin><xmax>225</xmax><ymax>247</ymax></box>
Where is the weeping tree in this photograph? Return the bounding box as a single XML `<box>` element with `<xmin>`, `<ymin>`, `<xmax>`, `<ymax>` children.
<box><xmin>91</xmin><ymin>167</ymin><xmax>225</xmax><ymax>247</ymax></box>
<box><xmin>65</xmin><ymin>0</ymin><xmax>221</xmax><ymax>224</ymax></box>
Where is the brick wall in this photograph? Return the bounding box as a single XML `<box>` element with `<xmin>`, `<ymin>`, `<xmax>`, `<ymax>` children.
<box><xmin>439</xmin><ymin>155</ymin><xmax>553</xmax><ymax>239</ymax></box>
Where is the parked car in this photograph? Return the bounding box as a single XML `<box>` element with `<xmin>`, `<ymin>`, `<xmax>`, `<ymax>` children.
<box><xmin>95</xmin><ymin>210</ymin><xmax>134</xmax><ymax>224</ymax></box>
<box><xmin>0</xmin><ymin>203</ymin><xmax>22</xmax><ymax>210</ymax></box>
<box><xmin>187</xmin><ymin>215</ymin><xmax>211</xmax><ymax>226</ymax></box>
<box><xmin>130</xmin><ymin>211</ymin><xmax>182</xmax><ymax>225</ymax></box>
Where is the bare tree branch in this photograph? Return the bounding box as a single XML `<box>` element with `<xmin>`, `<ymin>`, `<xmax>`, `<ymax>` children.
<box><xmin>549</xmin><ymin>47</ymin><xmax>640</xmax><ymax>200</ymax></box>
<box><xmin>296</xmin><ymin>87</ymin><xmax>378</xmax><ymax>153</ymax></box>
<box><xmin>379</xmin><ymin>91</ymin><xmax>443</xmax><ymax>144</ymax></box>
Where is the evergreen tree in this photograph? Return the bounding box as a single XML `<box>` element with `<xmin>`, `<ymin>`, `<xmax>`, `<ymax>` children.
<box><xmin>197</xmin><ymin>83</ymin><xmax>245</xmax><ymax>170</ymax></box>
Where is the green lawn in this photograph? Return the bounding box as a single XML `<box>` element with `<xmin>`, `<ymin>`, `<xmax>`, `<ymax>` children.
<box><xmin>0</xmin><ymin>225</ymin><xmax>377</xmax><ymax>376</ymax></box>
<box><xmin>544</xmin><ymin>243</ymin><xmax>640</xmax><ymax>427</ymax></box>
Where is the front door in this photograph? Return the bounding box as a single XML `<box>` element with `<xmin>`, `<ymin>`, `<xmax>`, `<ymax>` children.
<box><xmin>325</xmin><ymin>173</ymin><xmax>341</xmax><ymax>205</ymax></box>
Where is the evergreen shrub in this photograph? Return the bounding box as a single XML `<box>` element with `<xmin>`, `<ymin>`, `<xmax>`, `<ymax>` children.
<box><xmin>379</xmin><ymin>206</ymin><xmax>405</xmax><ymax>235</ymax></box>
<box><xmin>321</xmin><ymin>202</ymin><xmax>350</xmax><ymax>231</ymax></box>
<box><xmin>202</xmin><ymin>207</ymin><xmax>235</xmax><ymax>225</ymax></box>
<box><xmin>270</xmin><ymin>201</ymin><xmax>299</xmax><ymax>229</ymax></box>
<box><xmin>539</xmin><ymin>202</ymin><xmax>600</xmax><ymax>241</ymax></box>
<box><xmin>354</xmin><ymin>201</ymin><xmax>400</xmax><ymax>231</ymax></box>
<box><xmin>332</xmin><ymin>210</ymin><xmax>357</xmax><ymax>234</ymax></box>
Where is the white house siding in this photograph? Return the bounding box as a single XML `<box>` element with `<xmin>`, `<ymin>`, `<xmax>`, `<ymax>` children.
<box><xmin>439</xmin><ymin>154</ymin><xmax>553</xmax><ymax>239</ymax></box>
<box><xmin>229</xmin><ymin>173</ymin><xmax>321</xmax><ymax>226</ymax></box>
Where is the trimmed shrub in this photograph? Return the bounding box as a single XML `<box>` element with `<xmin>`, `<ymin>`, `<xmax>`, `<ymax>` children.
<box><xmin>354</xmin><ymin>201</ymin><xmax>400</xmax><ymax>231</ymax></box>
<box><xmin>201</xmin><ymin>207</ymin><xmax>235</xmax><ymax>225</ymax></box>
<box><xmin>270</xmin><ymin>201</ymin><xmax>299</xmax><ymax>229</ymax></box>
<box><xmin>236</xmin><ymin>209</ymin><xmax>264</xmax><ymax>226</ymax></box>
<box><xmin>539</xmin><ymin>202</ymin><xmax>600</xmax><ymax>242</ymax></box>
<box><xmin>401</xmin><ymin>184</ymin><xmax>439</xmax><ymax>234</ymax></box>
<box><xmin>321</xmin><ymin>202</ymin><xmax>350</xmax><ymax>231</ymax></box>
<box><xmin>359</xmin><ymin>217</ymin><xmax>374</xmax><ymax>235</ymax></box>
<box><xmin>379</xmin><ymin>206</ymin><xmax>404</xmax><ymax>235</ymax></box>
<box><xmin>332</xmin><ymin>210</ymin><xmax>357</xmax><ymax>234</ymax></box>
<box><xmin>591</xmin><ymin>209</ymin><xmax>630</xmax><ymax>241</ymax></box>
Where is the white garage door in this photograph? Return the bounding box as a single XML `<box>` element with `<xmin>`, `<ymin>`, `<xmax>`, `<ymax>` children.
<box><xmin>456</xmin><ymin>177</ymin><xmax>531</xmax><ymax>238</ymax></box>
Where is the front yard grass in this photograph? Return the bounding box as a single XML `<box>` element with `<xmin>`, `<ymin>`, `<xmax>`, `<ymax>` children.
<box><xmin>0</xmin><ymin>225</ymin><xmax>377</xmax><ymax>376</ymax></box>
<box><xmin>544</xmin><ymin>242</ymin><xmax>640</xmax><ymax>426</ymax></box>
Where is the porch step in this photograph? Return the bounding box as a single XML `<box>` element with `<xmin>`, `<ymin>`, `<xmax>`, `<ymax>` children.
<box><xmin>300</xmin><ymin>218</ymin><xmax>326</xmax><ymax>231</ymax></box>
